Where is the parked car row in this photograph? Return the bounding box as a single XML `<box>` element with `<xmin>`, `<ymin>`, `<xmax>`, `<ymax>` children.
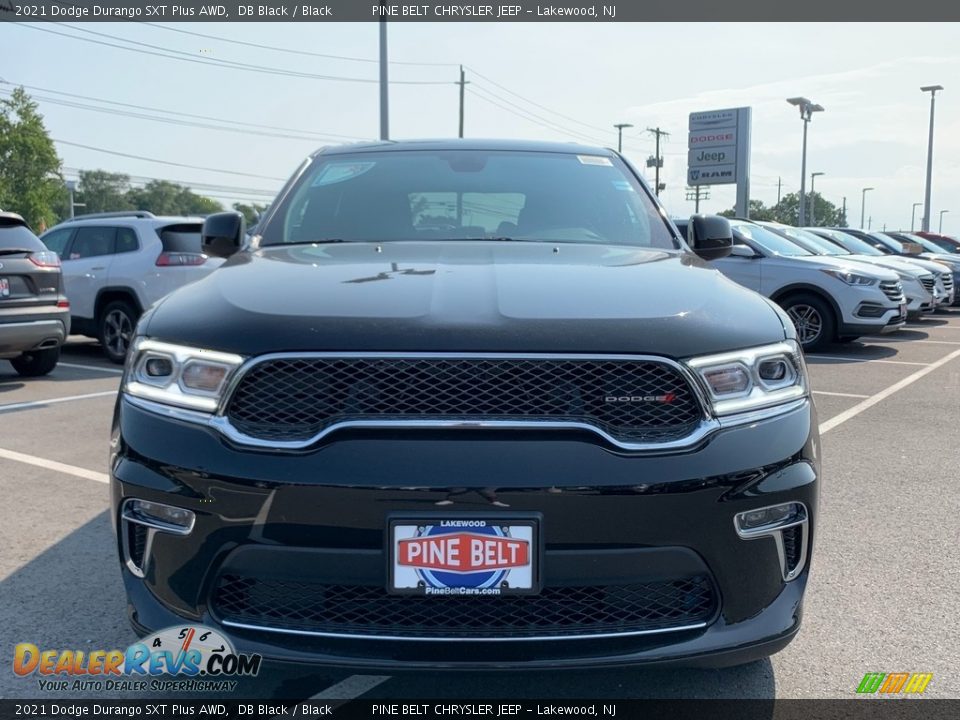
<box><xmin>673</xmin><ymin>217</ymin><xmax>957</xmax><ymax>351</ymax></box>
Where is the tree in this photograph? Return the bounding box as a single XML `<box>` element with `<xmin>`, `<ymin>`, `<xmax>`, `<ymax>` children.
<box><xmin>233</xmin><ymin>202</ymin><xmax>268</xmax><ymax>225</ymax></box>
<box><xmin>719</xmin><ymin>193</ymin><xmax>846</xmax><ymax>227</ymax></box>
<box><xmin>77</xmin><ymin>170</ymin><xmax>134</xmax><ymax>214</ymax></box>
<box><xmin>0</xmin><ymin>87</ymin><xmax>62</xmax><ymax>228</ymax></box>
<box><xmin>127</xmin><ymin>180</ymin><xmax>222</xmax><ymax>216</ymax></box>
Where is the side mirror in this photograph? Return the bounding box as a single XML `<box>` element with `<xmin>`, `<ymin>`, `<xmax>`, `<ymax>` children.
<box><xmin>688</xmin><ymin>214</ymin><xmax>733</xmax><ymax>260</ymax></box>
<box><xmin>729</xmin><ymin>244</ymin><xmax>758</xmax><ymax>258</ymax></box>
<box><xmin>202</xmin><ymin>212</ymin><xmax>245</xmax><ymax>258</ymax></box>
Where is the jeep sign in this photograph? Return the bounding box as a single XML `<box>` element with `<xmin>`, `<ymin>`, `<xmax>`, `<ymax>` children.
<box><xmin>688</xmin><ymin>107</ymin><xmax>752</xmax><ymax>217</ymax></box>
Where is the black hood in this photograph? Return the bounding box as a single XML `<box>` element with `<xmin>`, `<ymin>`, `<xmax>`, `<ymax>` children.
<box><xmin>144</xmin><ymin>241</ymin><xmax>786</xmax><ymax>358</ymax></box>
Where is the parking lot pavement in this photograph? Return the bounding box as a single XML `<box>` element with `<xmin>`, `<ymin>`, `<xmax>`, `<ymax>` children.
<box><xmin>2</xmin><ymin>316</ymin><xmax>959</xmax><ymax>700</ymax></box>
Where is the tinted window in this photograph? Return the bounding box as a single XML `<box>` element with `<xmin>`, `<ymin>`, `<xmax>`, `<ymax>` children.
<box><xmin>262</xmin><ymin>150</ymin><xmax>678</xmax><ymax>249</ymax></box>
<box><xmin>0</xmin><ymin>224</ymin><xmax>45</xmax><ymax>252</ymax></box>
<box><xmin>116</xmin><ymin>227</ymin><xmax>139</xmax><ymax>254</ymax></box>
<box><xmin>69</xmin><ymin>226</ymin><xmax>116</xmax><ymax>259</ymax></box>
<box><xmin>814</xmin><ymin>229</ymin><xmax>883</xmax><ymax>256</ymax></box>
<box><xmin>776</xmin><ymin>226</ymin><xmax>848</xmax><ymax>255</ymax></box>
<box><xmin>40</xmin><ymin>227</ymin><xmax>73</xmax><ymax>257</ymax></box>
<box><xmin>157</xmin><ymin>223</ymin><xmax>203</xmax><ymax>252</ymax></box>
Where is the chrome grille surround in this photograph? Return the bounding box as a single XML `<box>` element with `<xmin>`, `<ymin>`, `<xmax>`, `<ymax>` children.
<box><xmin>213</xmin><ymin>352</ymin><xmax>713</xmax><ymax>451</ymax></box>
<box><xmin>879</xmin><ymin>280</ymin><xmax>904</xmax><ymax>304</ymax></box>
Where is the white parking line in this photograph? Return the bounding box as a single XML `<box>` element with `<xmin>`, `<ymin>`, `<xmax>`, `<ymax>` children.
<box><xmin>58</xmin><ymin>361</ymin><xmax>125</xmax><ymax>375</ymax></box>
<box><xmin>308</xmin><ymin>674</ymin><xmax>391</xmax><ymax>700</ymax></box>
<box><xmin>807</xmin><ymin>355</ymin><xmax>929</xmax><ymax>367</ymax></box>
<box><xmin>862</xmin><ymin>337</ymin><xmax>960</xmax><ymax>345</ymax></box>
<box><xmin>0</xmin><ymin>447</ymin><xmax>109</xmax><ymax>484</ymax></box>
<box><xmin>0</xmin><ymin>390</ymin><xmax>117</xmax><ymax>413</ymax></box>
<box><xmin>812</xmin><ymin>390</ymin><xmax>870</xmax><ymax>399</ymax></box>
<box><xmin>819</xmin><ymin>347</ymin><xmax>960</xmax><ymax>435</ymax></box>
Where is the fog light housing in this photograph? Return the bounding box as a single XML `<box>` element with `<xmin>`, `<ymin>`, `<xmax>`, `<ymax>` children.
<box><xmin>734</xmin><ymin>502</ymin><xmax>809</xmax><ymax>581</ymax></box>
<box><xmin>125</xmin><ymin>499</ymin><xmax>195</xmax><ymax>533</ymax></box>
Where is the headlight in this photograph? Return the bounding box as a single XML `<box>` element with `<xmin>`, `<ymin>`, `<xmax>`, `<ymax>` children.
<box><xmin>686</xmin><ymin>341</ymin><xmax>808</xmax><ymax>416</ymax></box>
<box><xmin>821</xmin><ymin>269</ymin><xmax>876</xmax><ymax>286</ymax></box>
<box><xmin>124</xmin><ymin>339</ymin><xmax>245</xmax><ymax>412</ymax></box>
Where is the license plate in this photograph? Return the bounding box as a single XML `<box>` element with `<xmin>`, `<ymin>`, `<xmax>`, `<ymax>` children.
<box><xmin>389</xmin><ymin>516</ymin><xmax>540</xmax><ymax>596</ymax></box>
<box><xmin>0</xmin><ymin>278</ymin><xmax>8</xmax><ymax>297</ymax></box>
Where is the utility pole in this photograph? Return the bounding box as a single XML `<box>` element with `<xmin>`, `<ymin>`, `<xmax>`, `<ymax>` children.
<box><xmin>613</xmin><ymin>123</ymin><xmax>633</xmax><ymax>153</ymax></box>
<box><xmin>861</xmin><ymin>187</ymin><xmax>874</xmax><ymax>229</ymax></box>
<box><xmin>457</xmin><ymin>65</ymin><xmax>469</xmax><ymax>138</ymax></box>
<box><xmin>787</xmin><ymin>97</ymin><xmax>824</xmax><ymax>227</ymax></box>
<box><xmin>379</xmin><ymin>20</ymin><xmax>389</xmax><ymax>141</ymax></box>
<box><xmin>809</xmin><ymin>171</ymin><xmax>824</xmax><ymax>226</ymax></box>
<box><xmin>868</xmin><ymin>217</ymin><xmax>872</xmax><ymax>230</ymax></box>
<box><xmin>777</xmin><ymin>177</ymin><xmax>782</xmax><ymax>205</ymax></box>
<box><xmin>911</xmin><ymin>202</ymin><xmax>922</xmax><ymax>232</ymax></box>
<box><xmin>685</xmin><ymin>186</ymin><xmax>710</xmax><ymax>213</ymax></box>
<box><xmin>842</xmin><ymin>196</ymin><xmax>847</xmax><ymax>224</ymax></box>
<box><xmin>646</xmin><ymin>127</ymin><xmax>669</xmax><ymax>196</ymax></box>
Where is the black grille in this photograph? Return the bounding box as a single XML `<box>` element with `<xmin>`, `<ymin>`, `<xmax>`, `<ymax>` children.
<box><xmin>921</xmin><ymin>277</ymin><xmax>935</xmax><ymax>292</ymax></box>
<box><xmin>782</xmin><ymin>526</ymin><xmax>803</xmax><ymax>575</ymax></box>
<box><xmin>879</xmin><ymin>280</ymin><xmax>904</xmax><ymax>303</ymax></box>
<box><xmin>213</xmin><ymin>575</ymin><xmax>717</xmax><ymax>639</ymax></box>
<box><xmin>127</xmin><ymin>522</ymin><xmax>147</xmax><ymax>570</ymax></box>
<box><xmin>224</xmin><ymin>356</ymin><xmax>703</xmax><ymax>444</ymax></box>
<box><xmin>942</xmin><ymin>274</ymin><xmax>954</xmax><ymax>293</ymax></box>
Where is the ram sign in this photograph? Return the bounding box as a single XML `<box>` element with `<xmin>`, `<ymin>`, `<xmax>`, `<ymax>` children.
<box><xmin>688</xmin><ymin>107</ymin><xmax>752</xmax><ymax>216</ymax></box>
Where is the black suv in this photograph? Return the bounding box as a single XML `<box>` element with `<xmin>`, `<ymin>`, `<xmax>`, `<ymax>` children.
<box><xmin>0</xmin><ymin>212</ymin><xmax>70</xmax><ymax>376</ymax></box>
<box><xmin>111</xmin><ymin>140</ymin><xmax>819</xmax><ymax>669</ymax></box>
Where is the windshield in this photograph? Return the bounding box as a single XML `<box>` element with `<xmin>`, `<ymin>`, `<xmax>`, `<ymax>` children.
<box><xmin>732</xmin><ymin>222</ymin><xmax>812</xmax><ymax>256</ymax></box>
<box><xmin>260</xmin><ymin>150</ymin><xmax>678</xmax><ymax>249</ymax></box>
<box><xmin>900</xmin><ymin>233</ymin><xmax>945</xmax><ymax>254</ymax></box>
<box><xmin>812</xmin><ymin>228</ymin><xmax>883</xmax><ymax>256</ymax></box>
<box><xmin>872</xmin><ymin>233</ymin><xmax>905</xmax><ymax>252</ymax></box>
<box><xmin>766</xmin><ymin>224</ymin><xmax>849</xmax><ymax>256</ymax></box>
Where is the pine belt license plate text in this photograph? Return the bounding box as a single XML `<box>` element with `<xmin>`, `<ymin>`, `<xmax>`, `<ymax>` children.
<box><xmin>0</xmin><ymin>278</ymin><xmax>8</xmax><ymax>297</ymax></box>
<box><xmin>389</xmin><ymin>517</ymin><xmax>539</xmax><ymax>596</ymax></box>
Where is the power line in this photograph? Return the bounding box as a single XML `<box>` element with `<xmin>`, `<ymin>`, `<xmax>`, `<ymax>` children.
<box><xmin>61</xmin><ymin>169</ymin><xmax>278</xmax><ymax>197</ymax></box>
<box><xmin>12</xmin><ymin>23</ymin><xmax>450</xmax><ymax>85</ymax></box>
<box><xmin>467</xmin><ymin>85</ymin><xmax>605</xmax><ymax>145</ymax></box>
<box><xmin>1</xmin><ymin>88</ymin><xmax>358</xmax><ymax>144</ymax></box>
<box><xmin>139</xmin><ymin>22</ymin><xmax>457</xmax><ymax>67</ymax></box>
<box><xmin>53</xmin><ymin>139</ymin><xmax>287</xmax><ymax>181</ymax></box>
<box><xmin>1</xmin><ymin>81</ymin><xmax>366</xmax><ymax>142</ymax></box>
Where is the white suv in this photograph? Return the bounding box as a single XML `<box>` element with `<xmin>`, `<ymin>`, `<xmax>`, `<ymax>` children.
<box><xmin>676</xmin><ymin>219</ymin><xmax>905</xmax><ymax>351</ymax></box>
<box><xmin>39</xmin><ymin>212</ymin><xmax>225</xmax><ymax>362</ymax></box>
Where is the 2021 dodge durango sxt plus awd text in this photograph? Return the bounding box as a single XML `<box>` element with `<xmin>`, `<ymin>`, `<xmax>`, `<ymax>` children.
<box><xmin>111</xmin><ymin>140</ymin><xmax>819</xmax><ymax>669</ymax></box>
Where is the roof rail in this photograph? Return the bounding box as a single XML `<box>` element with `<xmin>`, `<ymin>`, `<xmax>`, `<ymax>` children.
<box><xmin>65</xmin><ymin>211</ymin><xmax>156</xmax><ymax>222</ymax></box>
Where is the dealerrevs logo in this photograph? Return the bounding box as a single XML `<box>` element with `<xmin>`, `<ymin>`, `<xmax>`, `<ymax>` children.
<box><xmin>14</xmin><ymin>625</ymin><xmax>261</xmax><ymax>692</ymax></box>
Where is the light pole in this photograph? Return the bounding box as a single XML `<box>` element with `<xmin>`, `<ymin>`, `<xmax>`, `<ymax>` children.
<box><xmin>911</xmin><ymin>202</ymin><xmax>922</xmax><ymax>231</ymax></box>
<box><xmin>920</xmin><ymin>85</ymin><xmax>943</xmax><ymax>232</ymax></box>
<box><xmin>940</xmin><ymin>210</ymin><xmax>949</xmax><ymax>233</ymax></box>
<box><xmin>787</xmin><ymin>97</ymin><xmax>824</xmax><ymax>226</ymax></box>
<box><xmin>613</xmin><ymin>123</ymin><xmax>633</xmax><ymax>153</ymax></box>
<box><xmin>861</xmin><ymin>187</ymin><xmax>874</xmax><ymax>229</ymax></box>
<box><xmin>379</xmin><ymin>20</ymin><xmax>389</xmax><ymax>141</ymax></box>
<box><xmin>809</xmin><ymin>172</ymin><xmax>824</xmax><ymax>225</ymax></box>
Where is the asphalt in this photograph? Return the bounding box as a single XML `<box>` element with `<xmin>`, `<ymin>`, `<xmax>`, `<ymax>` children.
<box><xmin>1</xmin><ymin>314</ymin><xmax>958</xmax><ymax>700</ymax></box>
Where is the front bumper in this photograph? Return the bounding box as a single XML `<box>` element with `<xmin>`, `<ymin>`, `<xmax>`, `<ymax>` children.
<box><xmin>110</xmin><ymin>397</ymin><xmax>819</xmax><ymax>669</ymax></box>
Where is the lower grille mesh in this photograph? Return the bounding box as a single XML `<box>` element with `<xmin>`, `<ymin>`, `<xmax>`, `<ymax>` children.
<box><xmin>213</xmin><ymin>574</ymin><xmax>717</xmax><ymax>639</ymax></box>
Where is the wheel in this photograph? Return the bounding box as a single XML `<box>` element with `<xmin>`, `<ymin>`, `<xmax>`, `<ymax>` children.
<box><xmin>99</xmin><ymin>300</ymin><xmax>138</xmax><ymax>364</ymax></box>
<box><xmin>10</xmin><ymin>347</ymin><xmax>61</xmax><ymax>377</ymax></box>
<box><xmin>781</xmin><ymin>294</ymin><xmax>835</xmax><ymax>352</ymax></box>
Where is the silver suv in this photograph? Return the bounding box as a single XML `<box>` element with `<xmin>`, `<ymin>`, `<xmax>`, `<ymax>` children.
<box><xmin>676</xmin><ymin>219</ymin><xmax>905</xmax><ymax>351</ymax></box>
<box><xmin>40</xmin><ymin>212</ymin><xmax>225</xmax><ymax>362</ymax></box>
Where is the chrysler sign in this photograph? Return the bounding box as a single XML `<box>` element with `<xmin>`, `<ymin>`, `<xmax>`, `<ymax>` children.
<box><xmin>687</xmin><ymin>106</ymin><xmax>752</xmax><ymax>216</ymax></box>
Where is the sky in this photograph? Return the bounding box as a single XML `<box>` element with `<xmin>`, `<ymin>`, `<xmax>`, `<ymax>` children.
<box><xmin>1</xmin><ymin>21</ymin><xmax>959</xmax><ymax>233</ymax></box>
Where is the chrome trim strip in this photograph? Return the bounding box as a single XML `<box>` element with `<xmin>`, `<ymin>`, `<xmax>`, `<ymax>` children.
<box><xmin>120</xmin><ymin>498</ymin><xmax>194</xmax><ymax>578</ymax></box>
<box><xmin>219</xmin><ymin>618</ymin><xmax>709</xmax><ymax>643</ymax></box>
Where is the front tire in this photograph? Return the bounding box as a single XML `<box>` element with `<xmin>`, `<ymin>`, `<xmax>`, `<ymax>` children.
<box><xmin>11</xmin><ymin>347</ymin><xmax>61</xmax><ymax>377</ymax></box>
<box><xmin>782</xmin><ymin>294</ymin><xmax>835</xmax><ymax>352</ymax></box>
<box><xmin>99</xmin><ymin>300</ymin><xmax>138</xmax><ymax>364</ymax></box>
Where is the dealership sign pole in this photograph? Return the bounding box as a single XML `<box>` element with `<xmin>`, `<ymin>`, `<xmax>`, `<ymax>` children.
<box><xmin>687</xmin><ymin>108</ymin><xmax>752</xmax><ymax>217</ymax></box>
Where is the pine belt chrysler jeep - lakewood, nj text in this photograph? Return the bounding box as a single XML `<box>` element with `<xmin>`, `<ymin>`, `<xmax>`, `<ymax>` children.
<box><xmin>111</xmin><ymin>140</ymin><xmax>819</xmax><ymax>669</ymax></box>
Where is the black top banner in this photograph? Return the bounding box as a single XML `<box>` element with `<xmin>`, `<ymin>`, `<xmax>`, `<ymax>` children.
<box><xmin>1</xmin><ymin>0</ymin><xmax>960</xmax><ymax>21</ymax></box>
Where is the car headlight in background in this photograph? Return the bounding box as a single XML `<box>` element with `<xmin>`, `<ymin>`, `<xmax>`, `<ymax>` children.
<box><xmin>686</xmin><ymin>341</ymin><xmax>808</xmax><ymax>416</ymax></box>
<box><xmin>821</xmin><ymin>269</ymin><xmax>876</xmax><ymax>286</ymax></box>
<box><xmin>125</xmin><ymin>339</ymin><xmax>245</xmax><ymax>412</ymax></box>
